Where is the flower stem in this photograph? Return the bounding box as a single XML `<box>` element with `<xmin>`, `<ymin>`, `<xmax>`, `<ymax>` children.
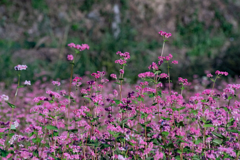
<box><xmin>6</xmin><ymin>73</ymin><xmax>21</xmax><ymax>149</ymax></box>
<box><xmin>67</xmin><ymin>64</ymin><xmax>74</xmax><ymax>131</ymax></box>
<box><xmin>161</xmin><ymin>38</ymin><xmax>165</xmax><ymax>57</ymax></box>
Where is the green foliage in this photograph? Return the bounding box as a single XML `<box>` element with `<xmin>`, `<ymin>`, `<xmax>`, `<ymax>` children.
<box><xmin>0</xmin><ymin>0</ymin><xmax>12</xmax><ymax>6</ymax></box>
<box><xmin>31</xmin><ymin>0</ymin><xmax>48</xmax><ymax>12</ymax></box>
<box><xmin>79</xmin><ymin>0</ymin><xmax>96</xmax><ymax>12</ymax></box>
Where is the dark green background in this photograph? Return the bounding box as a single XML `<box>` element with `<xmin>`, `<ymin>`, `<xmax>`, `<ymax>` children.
<box><xmin>0</xmin><ymin>0</ymin><xmax>240</xmax><ymax>87</ymax></box>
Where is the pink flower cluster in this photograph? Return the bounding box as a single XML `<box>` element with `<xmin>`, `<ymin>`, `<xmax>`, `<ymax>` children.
<box><xmin>52</xmin><ymin>81</ymin><xmax>61</xmax><ymax>86</ymax></box>
<box><xmin>24</xmin><ymin>80</ymin><xmax>31</xmax><ymax>85</ymax></box>
<box><xmin>172</xmin><ymin>60</ymin><xmax>178</xmax><ymax>64</ymax></box>
<box><xmin>73</xmin><ymin>77</ymin><xmax>82</xmax><ymax>82</ymax></box>
<box><xmin>91</xmin><ymin>71</ymin><xmax>106</xmax><ymax>79</ymax></box>
<box><xmin>148</xmin><ymin>62</ymin><xmax>158</xmax><ymax>70</ymax></box>
<box><xmin>215</xmin><ymin>70</ymin><xmax>228</xmax><ymax>76</ymax></box>
<box><xmin>68</xmin><ymin>43</ymin><xmax>90</xmax><ymax>51</ymax></box>
<box><xmin>158</xmin><ymin>54</ymin><xmax>173</xmax><ymax>61</ymax></box>
<box><xmin>14</xmin><ymin>64</ymin><xmax>27</xmax><ymax>71</ymax></box>
<box><xmin>207</xmin><ymin>73</ymin><xmax>213</xmax><ymax>77</ymax></box>
<box><xmin>115</xmin><ymin>51</ymin><xmax>130</xmax><ymax>65</ymax></box>
<box><xmin>115</xmin><ymin>59</ymin><xmax>127</xmax><ymax>65</ymax></box>
<box><xmin>1</xmin><ymin>94</ymin><xmax>9</xmax><ymax>101</ymax></box>
<box><xmin>67</xmin><ymin>54</ymin><xmax>74</xmax><ymax>61</ymax></box>
<box><xmin>159</xmin><ymin>73</ymin><xmax>168</xmax><ymax>79</ymax></box>
<box><xmin>138</xmin><ymin>72</ymin><xmax>155</xmax><ymax>78</ymax></box>
<box><xmin>116</xmin><ymin>51</ymin><xmax>130</xmax><ymax>60</ymax></box>
<box><xmin>110</xmin><ymin>74</ymin><xmax>117</xmax><ymax>79</ymax></box>
<box><xmin>165</xmin><ymin>54</ymin><xmax>173</xmax><ymax>61</ymax></box>
<box><xmin>178</xmin><ymin>77</ymin><xmax>190</xmax><ymax>85</ymax></box>
<box><xmin>120</xmin><ymin>69</ymin><xmax>124</xmax><ymax>74</ymax></box>
<box><xmin>158</xmin><ymin>31</ymin><xmax>172</xmax><ymax>38</ymax></box>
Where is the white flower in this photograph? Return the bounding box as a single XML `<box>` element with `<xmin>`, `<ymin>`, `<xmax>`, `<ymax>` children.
<box><xmin>13</xmin><ymin>121</ymin><xmax>19</xmax><ymax>128</ymax></box>
<box><xmin>118</xmin><ymin>155</ymin><xmax>126</xmax><ymax>160</ymax></box>
<box><xmin>1</xmin><ymin>94</ymin><xmax>9</xmax><ymax>101</ymax></box>
<box><xmin>14</xmin><ymin>65</ymin><xmax>27</xmax><ymax>71</ymax></box>
<box><xmin>24</xmin><ymin>80</ymin><xmax>31</xmax><ymax>85</ymax></box>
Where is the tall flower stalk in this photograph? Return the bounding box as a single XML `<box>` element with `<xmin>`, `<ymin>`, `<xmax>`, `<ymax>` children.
<box><xmin>6</xmin><ymin>65</ymin><xmax>27</xmax><ymax>149</ymax></box>
<box><xmin>66</xmin><ymin>43</ymin><xmax>89</xmax><ymax>132</ymax></box>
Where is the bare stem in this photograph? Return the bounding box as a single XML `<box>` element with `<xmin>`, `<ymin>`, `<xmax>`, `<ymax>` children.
<box><xmin>160</xmin><ymin>38</ymin><xmax>165</xmax><ymax>57</ymax></box>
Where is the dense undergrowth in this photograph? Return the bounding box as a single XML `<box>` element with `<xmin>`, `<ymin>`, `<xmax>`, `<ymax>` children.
<box><xmin>0</xmin><ymin>31</ymin><xmax>240</xmax><ymax>160</ymax></box>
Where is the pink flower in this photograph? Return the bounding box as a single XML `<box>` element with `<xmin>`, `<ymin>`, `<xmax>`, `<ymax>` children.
<box><xmin>159</xmin><ymin>31</ymin><xmax>172</xmax><ymax>38</ymax></box>
<box><xmin>68</xmin><ymin>43</ymin><xmax>76</xmax><ymax>48</ymax></box>
<box><xmin>159</xmin><ymin>73</ymin><xmax>168</xmax><ymax>79</ymax></box>
<box><xmin>24</xmin><ymin>80</ymin><xmax>31</xmax><ymax>86</ymax></box>
<box><xmin>52</xmin><ymin>81</ymin><xmax>61</xmax><ymax>86</ymax></box>
<box><xmin>110</xmin><ymin>74</ymin><xmax>117</xmax><ymax>79</ymax></box>
<box><xmin>81</xmin><ymin>44</ymin><xmax>90</xmax><ymax>51</ymax></box>
<box><xmin>1</xmin><ymin>94</ymin><xmax>9</xmax><ymax>101</ymax></box>
<box><xmin>207</xmin><ymin>73</ymin><xmax>213</xmax><ymax>78</ymax></box>
<box><xmin>120</xmin><ymin>69</ymin><xmax>124</xmax><ymax>74</ymax></box>
<box><xmin>172</xmin><ymin>60</ymin><xmax>178</xmax><ymax>64</ymax></box>
<box><xmin>215</xmin><ymin>70</ymin><xmax>228</xmax><ymax>76</ymax></box>
<box><xmin>67</xmin><ymin>54</ymin><xmax>74</xmax><ymax>61</ymax></box>
<box><xmin>154</xmin><ymin>150</ymin><xmax>164</xmax><ymax>160</ymax></box>
<box><xmin>75</xmin><ymin>44</ymin><xmax>81</xmax><ymax>50</ymax></box>
<box><xmin>113</xmin><ymin>89</ymin><xmax>118</xmax><ymax>96</ymax></box>
<box><xmin>159</xmin><ymin>31</ymin><xmax>166</xmax><ymax>36</ymax></box>
<box><xmin>73</xmin><ymin>77</ymin><xmax>82</xmax><ymax>82</ymax></box>
<box><xmin>165</xmin><ymin>33</ymin><xmax>172</xmax><ymax>38</ymax></box>
<box><xmin>148</xmin><ymin>62</ymin><xmax>158</xmax><ymax>70</ymax></box>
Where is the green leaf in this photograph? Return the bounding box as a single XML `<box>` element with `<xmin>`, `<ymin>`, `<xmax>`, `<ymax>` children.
<box><xmin>100</xmin><ymin>143</ymin><xmax>111</xmax><ymax>149</ymax></box>
<box><xmin>114</xmin><ymin>99</ymin><xmax>120</xmax><ymax>104</ymax></box>
<box><xmin>17</xmin><ymin>85</ymin><xmax>24</xmax><ymax>88</ymax></box>
<box><xmin>212</xmin><ymin>132</ymin><xmax>225</xmax><ymax>139</ymax></box>
<box><xmin>161</xmin><ymin>117</ymin><xmax>171</xmax><ymax>120</ymax></box>
<box><xmin>46</xmin><ymin>125</ymin><xmax>58</xmax><ymax>130</ymax></box>
<box><xmin>133</xmin><ymin>100</ymin><xmax>138</xmax><ymax>104</ymax></box>
<box><xmin>90</xmin><ymin>117</ymin><xmax>100</xmax><ymax>123</ymax></box>
<box><xmin>149</xmin><ymin>93</ymin><xmax>155</xmax><ymax>98</ymax></box>
<box><xmin>191</xmin><ymin>110</ymin><xmax>198</xmax><ymax>115</ymax></box>
<box><xmin>68</xmin><ymin>129</ymin><xmax>78</xmax><ymax>133</ymax></box>
<box><xmin>154</xmin><ymin>70</ymin><xmax>161</xmax><ymax>75</ymax></box>
<box><xmin>213</xmin><ymin>139</ymin><xmax>222</xmax><ymax>145</ymax></box>
<box><xmin>177</xmin><ymin>107</ymin><xmax>186</xmax><ymax>111</ymax></box>
<box><xmin>157</xmin><ymin>91</ymin><xmax>162</xmax><ymax>97</ymax></box>
<box><xmin>203</xmin><ymin>124</ymin><xmax>214</xmax><ymax>128</ymax></box>
<box><xmin>137</xmin><ymin>96</ymin><xmax>144</xmax><ymax>102</ymax></box>
<box><xmin>114</xmin><ymin>82</ymin><xmax>121</xmax><ymax>85</ymax></box>
<box><xmin>161</xmin><ymin>131</ymin><xmax>169</xmax><ymax>137</ymax></box>
<box><xmin>143</xmin><ymin>78</ymin><xmax>154</xmax><ymax>82</ymax></box>
<box><xmin>6</xmin><ymin>101</ymin><xmax>16</xmax><ymax>108</ymax></box>
<box><xmin>194</xmin><ymin>139</ymin><xmax>202</xmax><ymax>145</ymax></box>
<box><xmin>222</xmin><ymin>107</ymin><xmax>228</xmax><ymax>112</ymax></box>
<box><xmin>85</xmin><ymin>112</ymin><xmax>92</xmax><ymax>117</ymax></box>
<box><xmin>0</xmin><ymin>148</ymin><xmax>9</xmax><ymax>157</ymax></box>
<box><xmin>83</xmin><ymin>97</ymin><xmax>91</xmax><ymax>101</ymax></box>
<box><xmin>228</xmin><ymin>129</ymin><xmax>239</xmax><ymax>133</ymax></box>
<box><xmin>32</xmin><ymin>138</ymin><xmax>41</xmax><ymax>144</ymax></box>
<box><xmin>227</xmin><ymin>96</ymin><xmax>233</xmax><ymax>100</ymax></box>
<box><xmin>75</xmin><ymin>49</ymin><xmax>80</xmax><ymax>54</ymax></box>
<box><xmin>119</xmin><ymin>78</ymin><xmax>124</xmax><ymax>81</ymax></box>
<box><xmin>10</xmin><ymin>124</ymin><xmax>16</xmax><ymax>130</ymax></box>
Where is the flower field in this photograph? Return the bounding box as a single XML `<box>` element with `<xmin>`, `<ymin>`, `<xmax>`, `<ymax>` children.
<box><xmin>1</xmin><ymin>31</ymin><xmax>240</xmax><ymax>160</ymax></box>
